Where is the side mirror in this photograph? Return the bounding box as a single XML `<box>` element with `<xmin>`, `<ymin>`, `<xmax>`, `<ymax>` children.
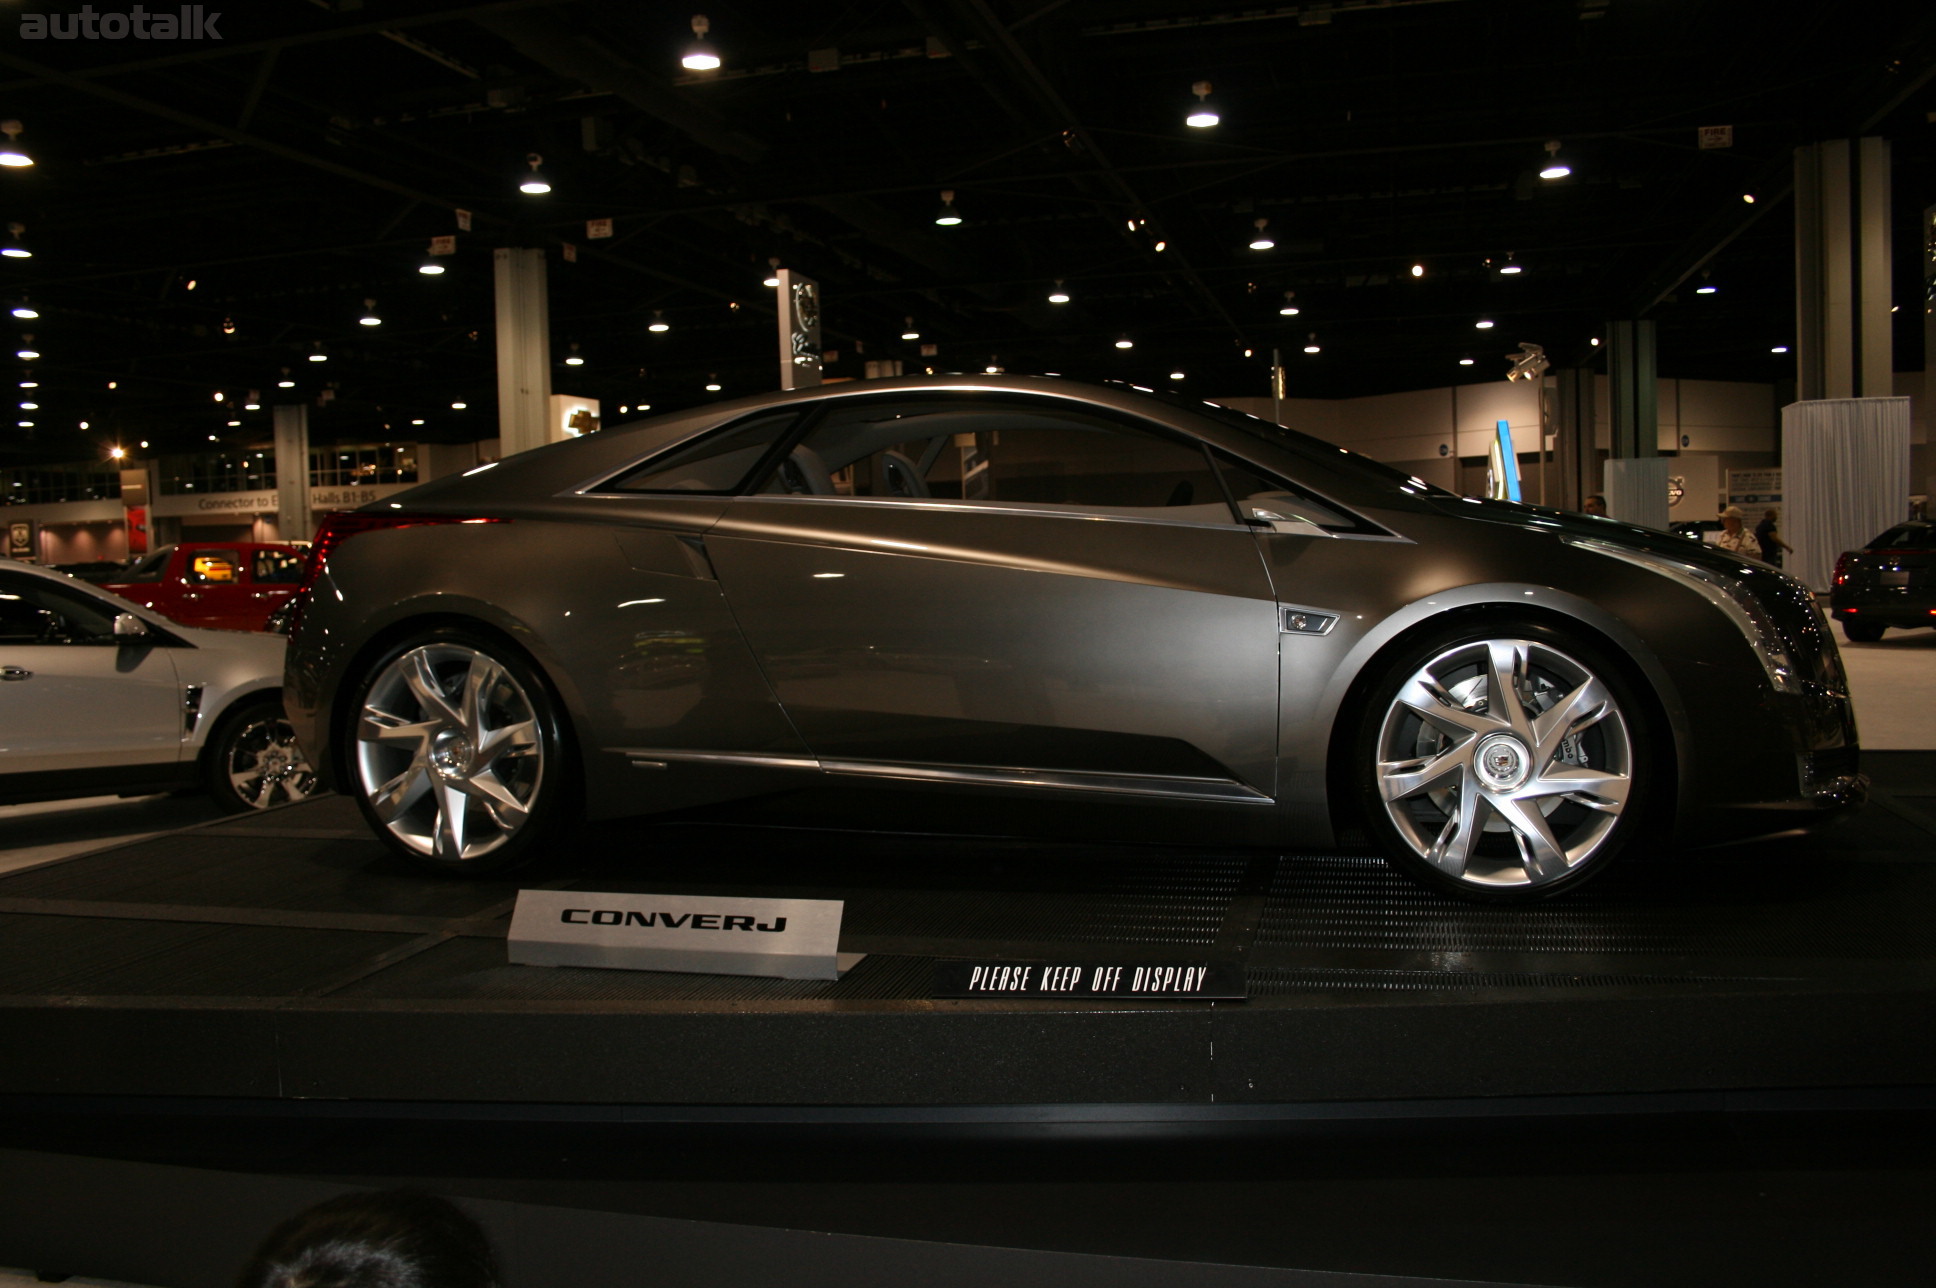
<box><xmin>112</xmin><ymin>612</ymin><xmax>150</xmax><ymax>639</ymax></box>
<box><xmin>1241</xmin><ymin>507</ymin><xmax>1333</xmax><ymax>539</ymax></box>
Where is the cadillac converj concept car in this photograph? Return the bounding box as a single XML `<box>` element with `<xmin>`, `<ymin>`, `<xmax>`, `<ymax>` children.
<box><xmin>282</xmin><ymin>377</ymin><xmax>1863</xmax><ymax>900</ymax></box>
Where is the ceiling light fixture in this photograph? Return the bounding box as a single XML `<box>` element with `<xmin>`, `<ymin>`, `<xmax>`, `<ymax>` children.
<box><xmin>10</xmin><ymin>301</ymin><xmax>36</xmax><ymax>319</ymax></box>
<box><xmin>1458</xmin><ymin>356</ymin><xmax>1475</xmax><ymax>366</ymax></box>
<box><xmin>564</xmin><ymin>342</ymin><xmax>585</xmax><ymax>366</ymax></box>
<box><xmin>1114</xmin><ymin>335</ymin><xmax>1134</xmax><ymax>350</ymax></box>
<box><xmin>2</xmin><ymin>223</ymin><xmax>31</xmax><ymax>259</ymax></box>
<box><xmin>1770</xmin><ymin>345</ymin><xmax>1790</xmax><ymax>354</ymax></box>
<box><xmin>1475</xmin><ymin>318</ymin><xmax>1496</xmax><ymax>329</ymax></box>
<box><xmin>648</xmin><ymin>311</ymin><xmax>670</xmax><ymax>333</ymax></box>
<box><xmin>763</xmin><ymin>257</ymin><xmax>781</xmax><ymax>288</ymax></box>
<box><xmin>309</xmin><ymin>343</ymin><xmax>328</xmax><ymax>362</ymax></box>
<box><xmin>0</xmin><ymin>121</ymin><xmax>31</xmax><ymax>168</ymax></box>
<box><xmin>359</xmin><ymin>299</ymin><xmax>382</xmax><ymax>326</ymax></box>
<box><xmin>519</xmin><ymin>153</ymin><xmax>551</xmax><ymax>195</ymax></box>
<box><xmin>704</xmin><ymin>375</ymin><xmax>722</xmax><ymax>392</ymax></box>
<box><xmin>1248</xmin><ymin>218</ymin><xmax>1274</xmax><ymax>251</ymax></box>
<box><xmin>418</xmin><ymin>253</ymin><xmax>446</xmax><ymax>276</ymax></box>
<box><xmin>1695</xmin><ymin>271</ymin><xmax>1718</xmax><ymax>295</ymax></box>
<box><xmin>1410</xmin><ymin>263</ymin><xmax>1425</xmax><ymax>278</ymax></box>
<box><xmin>1742</xmin><ymin>193</ymin><xmax>1756</xmax><ymax>204</ymax></box>
<box><xmin>1539</xmin><ymin>140</ymin><xmax>1570</xmax><ymax>180</ymax></box>
<box><xmin>1185</xmin><ymin>81</ymin><xmax>1219</xmax><ymax>129</ymax></box>
<box><xmin>934</xmin><ymin>189</ymin><xmax>963</xmax><ymax>227</ymax></box>
<box><xmin>901</xmin><ymin>317</ymin><xmax>920</xmax><ymax>341</ymax></box>
<box><xmin>1048</xmin><ymin>280</ymin><xmax>1070</xmax><ymax>304</ymax></box>
<box><xmin>1278</xmin><ymin>291</ymin><xmax>1300</xmax><ymax>317</ymax></box>
<box><xmin>1302</xmin><ymin>334</ymin><xmax>1321</xmax><ymax>354</ymax></box>
<box><xmin>15</xmin><ymin>336</ymin><xmax>38</xmax><ymax>360</ymax></box>
<box><xmin>1498</xmin><ymin>254</ymin><xmax>1523</xmax><ymax>275</ymax></box>
<box><xmin>452</xmin><ymin>401</ymin><xmax>468</xmax><ymax>410</ymax></box>
<box><xmin>682</xmin><ymin>14</ymin><xmax>721</xmax><ymax>71</ymax></box>
<box><xmin>1169</xmin><ymin>370</ymin><xmax>1185</xmax><ymax>381</ymax></box>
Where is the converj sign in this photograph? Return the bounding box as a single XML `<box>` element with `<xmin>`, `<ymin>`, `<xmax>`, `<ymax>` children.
<box><xmin>19</xmin><ymin>6</ymin><xmax>224</xmax><ymax>41</ymax></box>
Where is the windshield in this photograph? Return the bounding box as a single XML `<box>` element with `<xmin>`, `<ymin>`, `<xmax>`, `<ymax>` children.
<box><xmin>118</xmin><ymin>545</ymin><xmax>176</xmax><ymax>582</ymax></box>
<box><xmin>1138</xmin><ymin>388</ymin><xmax>1456</xmax><ymax>498</ymax></box>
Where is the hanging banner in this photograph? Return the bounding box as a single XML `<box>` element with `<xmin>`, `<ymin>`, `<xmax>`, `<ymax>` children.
<box><xmin>777</xmin><ymin>269</ymin><xmax>822</xmax><ymax>390</ymax></box>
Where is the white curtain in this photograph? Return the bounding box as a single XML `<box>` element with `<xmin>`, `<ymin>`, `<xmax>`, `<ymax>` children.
<box><xmin>1782</xmin><ymin>397</ymin><xmax>1912</xmax><ymax>591</ymax></box>
<box><xmin>1602</xmin><ymin>457</ymin><xmax>1671</xmax><ymax>530</ymax></box>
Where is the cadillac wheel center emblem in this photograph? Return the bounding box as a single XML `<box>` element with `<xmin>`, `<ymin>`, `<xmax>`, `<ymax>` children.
<box><xmin>1473</xmin><ymin>732</ymin><xmax>1533</xmax><ymax>792</ymax></box>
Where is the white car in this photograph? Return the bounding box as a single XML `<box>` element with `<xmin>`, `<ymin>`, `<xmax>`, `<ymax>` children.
<box><xmin>0</xmin><ymin>558</ymin><xmax>314</xmax><ymax>811</ymax></box>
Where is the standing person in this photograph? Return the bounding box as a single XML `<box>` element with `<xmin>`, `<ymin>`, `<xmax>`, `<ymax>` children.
<box><xmin>1582</xmin><ymin>494</ymin><xmax>1608</xmax><ymax>517</ymax></box>
<box><xmin>1755</xmin><ymin>508</ymin><xmax>1793</xmax><ymax>567</ymax></box>
<box><xmin>1715</xmin><ymin>506</ymin><xmax>1761</xmax><ymax>559</ymax></box>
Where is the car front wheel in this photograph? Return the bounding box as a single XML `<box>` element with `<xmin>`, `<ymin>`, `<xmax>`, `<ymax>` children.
<box><xmin>349</xmin><ymin>627</ymin><xmax>571</xmax><ymax>875</ymax></box>
<box><xmin>1358</xmin><ymin>622</ymin><xmax>1650</xmax><ymax>901</ymax></box>
<box><xmin>207</xmin><ymin>699</ymin><xmax>319</xmax><ymax>812</ymax></box>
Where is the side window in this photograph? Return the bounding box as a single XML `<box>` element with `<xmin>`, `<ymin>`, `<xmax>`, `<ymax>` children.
<box><xmin>119</xmin><ymin>546</ymin><xmax>174</xmax><ymax>583</ymax></box>
<box><xmin>601</xmin><ymin>412</ymin><xmax>798</xmax><ymax>494</ymax></box>
<box><xmin>254</xmin><ymin>548</ymin><xmax>307</xmax><ymax>584</ymax></box>
<box><xmin>0</xmin><ymin>577</ymin><xmax>120</xmax><ymax>644</ymax></box>
<box><xmin>1213</xmin><ymin>452</ymin><xmax>1380</xmax><ymax>535</ymax></box>
<box><xmin>756</xmin><ymin>397</ymin><xmax>1235</xmax><ymax>523</ymax></box>
<box><xmin>187</xmin><ymin>550</ymin><xmax>240</xmax><ymax>584</ymax></box>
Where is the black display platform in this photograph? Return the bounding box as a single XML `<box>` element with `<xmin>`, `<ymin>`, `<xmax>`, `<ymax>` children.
<box><xmin>3</xmin><ymin>755</ymin><xmax>1934</xmax><ymax>1287</ymax></box>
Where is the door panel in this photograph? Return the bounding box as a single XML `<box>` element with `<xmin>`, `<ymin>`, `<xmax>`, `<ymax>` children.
<box><xmin>706</xmin><ymin>498</ymin><xmax>1280</xmax><ymax>795</ymax></box>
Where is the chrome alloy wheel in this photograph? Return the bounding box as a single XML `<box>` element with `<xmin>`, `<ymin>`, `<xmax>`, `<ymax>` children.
<box><xmin>223</xmin><ymin>709</ymin><xmax>319</xmax><ymax>809</ymax></box>
<box><xmin>355</xmin><ymin>642</ymin><xmax>544</xmax><ymax>863</ymax></box>
<box><xmin>1373</xmin><ymin>638</ymin><xmax>1633</xmax><ymax>889</ymax></box>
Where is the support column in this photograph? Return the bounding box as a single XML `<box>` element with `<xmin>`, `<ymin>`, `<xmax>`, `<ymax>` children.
<box><xmin>1794</xmin><ymin>138</ymin><xmax>1892</xmax><ymax>401</ymax></box>
<box><xmin>273</xmin><ymin>404</ymin><xmax>312</xmax><ymax>540</ymax></box>
<box><xmin>1605</xmin><ymin>320</ymin><xmax>1657</xmax><ymax>459</ymax></box>
<box><xmin>1551</xmin><ymin>367</ymin><xmax>1594</xmax><ymax>511</ymax></box>
<box><xmin>494</xmin><ymin>248</ymin><xmax>553</xmax><ymax>457</ymax></box>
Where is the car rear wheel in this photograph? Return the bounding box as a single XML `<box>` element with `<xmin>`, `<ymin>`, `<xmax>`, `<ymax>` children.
<box><xmin>1840</xmin><ymin>617</ymin><xmax>1886</xmax><ymax>643</ymax></box>
<box><xmin>349</xmin><ymin>627</ymin><xmax>571</xmax><ymax>875</ymax></box>
<box><xmin>207</xmin><ymin>699</ymin><xmax>319</xmax><ymax>812</ymax></box>
<box><xmin>1357</xmin><ymin>621</ymin><xmax>1649</xmax><ymax>901</ymax></box>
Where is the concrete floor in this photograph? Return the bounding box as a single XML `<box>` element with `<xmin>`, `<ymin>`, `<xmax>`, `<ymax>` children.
<box><xmin>1833</xmin><ymin>621</ymin><xmax>1936</xmax><ymax>750</ymax></box>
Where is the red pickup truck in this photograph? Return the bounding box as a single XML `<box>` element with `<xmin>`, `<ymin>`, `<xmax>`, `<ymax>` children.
<box><xmin>97</xmin><ymin>541</ymin><xmax>307</xmax><ymax>632</ymax></box>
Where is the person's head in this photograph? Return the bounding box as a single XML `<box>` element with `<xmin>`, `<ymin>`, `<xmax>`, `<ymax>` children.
<box><xmin>1762</xmin><ymin>509</ymin><xmax>1778</xmax><ymax>523</ymax></box>
<box><xmin>1720</xmin><ymin>505</ymin><xmax>1744</xmax><ymax>530</ymax></box>
<box><xmin>1582</xmin><ymin>494</ymin><xmax>1607</xmax><ymax>517</ymax></box>
<box><xmin>236</xmin><ymin>1191</ymin><xmax>499</xmax><ymax>1288</ymax></box>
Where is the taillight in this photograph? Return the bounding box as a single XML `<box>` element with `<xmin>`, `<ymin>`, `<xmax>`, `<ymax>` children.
<box><xmin>1832</xmin><ymin>552</ymin><xmax>1850</xmax><ymax>586</ymax></box>
<box><xmin>284</xmin><ymin>512</ymin><xmax>508</xmax><ymax>638</ymax></box>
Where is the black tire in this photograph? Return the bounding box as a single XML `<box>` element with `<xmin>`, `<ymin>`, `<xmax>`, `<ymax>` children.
<box><xmin>1841</xmin><ymin>618</ymin><xmax>1885</xmax><ymax>643</ymax></box>
<box><xmin>205</xmin><ymin>698</ymin><xmax>320</xmax><ymax>813</ymax></box>
<box><xmin>345</xmin><ymin>624</ymin><xmax>574</xmax><ymax>876</ymax></box>
<box><xmin>1354</xmin><ymin>617</ymin><xmax>1653</xmax><ymax>902</ymax></box>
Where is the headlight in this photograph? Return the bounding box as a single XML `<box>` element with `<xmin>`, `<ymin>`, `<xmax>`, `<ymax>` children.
<box><xmin>1564</xmin><ymin>537</ymin><xmax>1808</xmax><ymax>694</ymax></box>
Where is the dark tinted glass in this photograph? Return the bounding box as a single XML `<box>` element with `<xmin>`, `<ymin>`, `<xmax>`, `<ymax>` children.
<box><xmin>1870</xmin><ymin>524</ymin><xmax>1935</xmax><ymax>550</ymax></box>
<box><xmin>602</xmin><ymin>412</ymin><xmax>797</xmax><ymax>494</ymax></box>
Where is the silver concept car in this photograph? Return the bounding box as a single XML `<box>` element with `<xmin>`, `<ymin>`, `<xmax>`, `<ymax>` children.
<box><xmin>283</xmin><ymin>377</ymin><xmax>1862</xmax><ymax>900</ymax></box>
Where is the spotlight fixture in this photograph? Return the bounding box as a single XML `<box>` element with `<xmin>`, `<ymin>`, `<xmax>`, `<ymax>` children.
<box><xmin>411</xmin><ymin>419</ymin><xmax>425</xmax><ymax>426</ymax></box>
<box><xmin>1153</xmin><ymin>241</ymin><xmax>1166</xmax><ymax>252</ymax></box>
<box><xmin>1770</xmin><ymin>345</ymin><xmax>1790</xmax><ymax>354</ymax></box>
<box><xmin>1248</xmin><ymin>218</ymin><xmax>1274</xmax><ymax>251</ymax></box>
<box><xmin>648</xmin><ymin>311</ymin><xmax>670</xmax><ymax>333</ymax></box>
<box><xmin>704</xmin><ymin>375</ymin><xmax>722</xmax><ymax>392</ymax></box>
<box><xmin>1410</xmin><ymin>263</ymin><xmax>1425</xmax><ymax>278</ymax></box>
<box><xmin>1277</xmin><ymin>291</ymin><xmax>1300</xmax><ymax>317</ymax></box>
<box><xmin>244</xmin><ymin>390</ymin><xmax>261</xmax><ymax>410</ymax></box>
<box><xmin>1459</xmin><ymin>356</ymin><xmax>1475</xmax><ymax>366</ymax></box>
<box><xmin>1169</xmin><ymin>370</ymin><xmax>1186</xmax><ymax>381</ymax></box>
<box><xmin>277</xmin><ymin>368</ymin><xmax>295</xmax><ymax>389</ymax></box>
<box><xmin>1498</xmin><ymin>254</ymin><xmax>1523</xmax><ymax>275</ymax></box>
<box><xmin>418</xmin><ymin>254</ymin><xmax>446</xmax><ymax>276</ymax></box>
<box><xmin>901</xmin><ymin>317</ymin><xmax>920</xmax><ymax>341</ymax></box>
<box><xmin>359</xmin><ymin>299</ymin><xmax>382</xmax><ymax>327</ymax></box>
<box><xmin>763</xmin><ymin>257</ymin><xmax>781</xmax><ymax>288</ymax></box>
<box><xmin>2</xmin><ymin>223</ymin><xmax>31</xmax><ymax>259</ymax></box>
<box><xmin>1506</xmin><ymin>342</ymin><xmax>1550</xmax><ymax>382</ymax></box>
<box><xmin>309</xmin><ymin>343</ymin><xmax>328</xmax><ymax>362</ymax></box>
<box><xmin>1114</xmin><ymin>335</ymin><xmax>1134</xmax><ymax>350</ymax></box>
<box><xmin>682</xmin><ymin>14</ymin><xmax>721</xmax><ymax>71</ymax></box>
<box><xmin>10</xmin><ymin>300</ymin><xmax>35</xmax><ymax>319</ymax></box>
<box><xmin>1539</xmin><ymin>140</ymin><xmax>1570</xmax><ymax>180</ymax></box>
<box><xmin>221</xmin><ymin>315</ymin><xmax>237</xmax><ymax>335</ymax></box>
<box><xmin>1302</xmin><ymin>333</ymin><xmax>1320</xmax><ymax>354</ymax></box>
<box><xmin>1475</xmin><ymin>318</ymin><xmax>1496</xmax><ymax>329</ymax></box>
<box><xmin>0</xmin><ymin>121</ymin><xmax>31</xmax><ymax>168</ymax></box>
<box><xmin>1742</xmin><ymin>193</ymin><xmax>1756</xmax><ymax>204</ymax></box>
<box><xmin>1695</xmin><ymin>271</ymin><xmax>1718</xmax><ymax>295</ymax></box>
<box><xmin>17</xmin><ymin>380</ymin><xmax>35</xmax><ymax>388</ymax></box>
<box><xmin>1047</xmin><ymin>280</ymin><xmax>1071</xmax><ymax>304</ymax></box>
<box><xmin>452</xmin><ymin>401</ymin><xmax>468</xmax><ymax>410</ymax></box>
<box><xmin>213</xmin><ymin>391</ymin><xmax>225</xmax><ymax>402</ymax></box>
<box><xmin>1185</xmin><ymin>81</ymin><xmax>1219</xmax><ymax>129</ymax></box>
<box><xmin>15</xmin><ymin>336</ymin><xmax>38</xmax><ymax>360</ymax></box>
<box><xmin>18</xmin><ymin>401</ymin><xmax>36</xmax><ymax>410</ymax></box>
<box><xmin>519</xmin><ymin>153</ymin><xmax>551</xmax><ymax>195</ymax></box>
<box><xmin>564</xmin><ymin>341</ymin><xmax>585</xmax><ymax>366</ymax></box>
<box><xmin>934</xmin><ymin>189</ymin><xmax>963</xmax><ymax>227</ymax></box>
<box><xmin>109</xmin><ymin>446</ymin><xmax>124</xmax><ymax>460</ymax></box>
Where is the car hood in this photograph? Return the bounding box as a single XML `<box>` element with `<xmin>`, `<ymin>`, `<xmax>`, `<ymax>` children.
<box><xmin>1425</xmin><ymin>494</ymin><xmax>1764</xmax><ymax>577</ymax></box>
